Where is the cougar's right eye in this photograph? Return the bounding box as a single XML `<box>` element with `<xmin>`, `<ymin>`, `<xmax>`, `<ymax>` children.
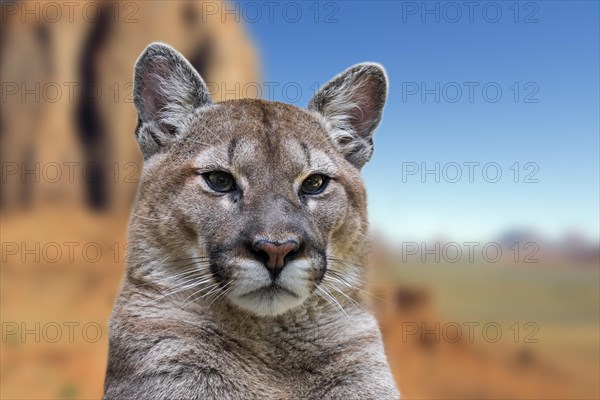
<box><xmin>300</xmin><ymin>174</ymin><xmax>329</xmax><ymax>195</ymax></box>
<box><xmin>203</xmin><ymin>171</ymin><xmax>236</xmax><ymax>193</ymax></box>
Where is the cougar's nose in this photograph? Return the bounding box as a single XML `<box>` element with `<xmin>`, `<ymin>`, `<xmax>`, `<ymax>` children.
<box><xmin>252</xmin><ymin>239</ymin><xmax>300</xmax><ymax>278</ymax></box>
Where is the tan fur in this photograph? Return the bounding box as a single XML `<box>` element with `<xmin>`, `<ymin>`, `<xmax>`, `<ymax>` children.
<box><xmin>104</xmin><ymin>44</ymin><xmax>399</xmax><ymax>399</ymax></box>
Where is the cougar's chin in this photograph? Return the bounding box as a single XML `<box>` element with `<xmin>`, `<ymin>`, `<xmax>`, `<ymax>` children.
<box><xmin>225</xmin><ymin>259</ymin><xmax>314</xmax><ymax>317</ymax></box>
<box><xmin>229</xmin><ymin>286</ymin><xmax>308</xmax><ymax>317</ymax></box>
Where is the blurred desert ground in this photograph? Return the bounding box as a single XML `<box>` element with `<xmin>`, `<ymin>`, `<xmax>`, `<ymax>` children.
<box><xmin>1</xmin><ymin>1</ymin><xmax>599</xmax><ymax>399</ymax></box>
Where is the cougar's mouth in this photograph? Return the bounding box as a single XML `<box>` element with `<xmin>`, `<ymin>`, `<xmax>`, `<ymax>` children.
<box><xmin>221</xmin><ymin>257</ymin><xmax>317</xmax><ymax>316</ymax></box>
<box><xmin>241</xmin><ymin>283</ymin><xmax>299</xmax><ymax>299</ymax></box>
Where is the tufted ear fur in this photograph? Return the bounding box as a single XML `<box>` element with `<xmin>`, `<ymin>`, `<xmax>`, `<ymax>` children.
<box><xmin>133</xmin><ymin>42</ymin><xmax>211</xmax><ymax>159</ymax></box>
<box><xmin>308</xmin><ymin>63</ymin><xmax>388</xmax><ymax>169</ymax></box>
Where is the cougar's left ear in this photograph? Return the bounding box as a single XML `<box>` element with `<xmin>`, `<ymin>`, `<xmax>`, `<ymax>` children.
<box><xmin>308</xmin><ymin>63</ymin><xmax>388</xmax><ymax>169</ymax></box>
<box><xmin>133</xmin><ymin>42</ymin><xmax>211</xmax><ymax>159</ymax></box>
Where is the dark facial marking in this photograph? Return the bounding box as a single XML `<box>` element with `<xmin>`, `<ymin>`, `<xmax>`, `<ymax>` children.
<box><xmin>301</xmin><ymin>142</ymin><xmax>311</xmax><ymax>167</ymax></box>
<box><xmin>259</xmin><ymin>103</ymin><xmax>273</xmax><ymax>152</ymax></box>
<box><xmin>227</xmin><ymin>137</ymin><xmax>238</xmax><ymax>165</ymax></box>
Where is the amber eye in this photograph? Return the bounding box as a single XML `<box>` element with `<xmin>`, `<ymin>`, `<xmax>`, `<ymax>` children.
<box><xmin>203</xmin><ymin>171</ymin><xmax>235</xmax><ymax>192</ymax></box>
<box><xmin>300</xmin><ymin>174</ymin><xmax>329</xmax><ymax>195</ymax></box>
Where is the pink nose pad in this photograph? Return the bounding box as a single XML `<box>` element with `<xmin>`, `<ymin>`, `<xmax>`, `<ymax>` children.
<box><xmin>252</xmin><ymin>240</ymin><xmax>299</xmax><ymax>271</ymax></box>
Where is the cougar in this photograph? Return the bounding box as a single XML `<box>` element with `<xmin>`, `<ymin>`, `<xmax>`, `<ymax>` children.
<box><xmin>104</xmin><ymin>43</ymin><xmax>399</xmax><ymax>399</ymax></box>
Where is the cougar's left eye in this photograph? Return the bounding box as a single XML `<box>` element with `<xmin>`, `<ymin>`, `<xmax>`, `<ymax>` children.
<box><xmin>300</xmin><ymin>174</ymin><xmax>329</xmax><ymax>195</ymax></box>
<box><xmin>203</xmin><ymin>171</ymin><xmax>236</xmax><ymax>192</ymax></box>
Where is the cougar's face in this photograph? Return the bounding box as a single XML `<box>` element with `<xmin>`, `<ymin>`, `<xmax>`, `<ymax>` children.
<box><xmin>131</xmin><ymin>43</ymin><xmax>387</xmax><ymax>316</ymax></box>
<box><xmin>141</xmin><ymin>101</ymin><xmax>365</xmax><ymax>316</ymax></box>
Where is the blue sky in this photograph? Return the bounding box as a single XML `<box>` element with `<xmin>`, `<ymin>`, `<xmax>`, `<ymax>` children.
<box><xmin>237</xmin><ymin>1</ymin><xmax>599</xmax><ymax>242</ymax></box>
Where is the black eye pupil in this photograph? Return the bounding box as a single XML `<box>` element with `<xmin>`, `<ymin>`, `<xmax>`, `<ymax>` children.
<box><xmin>205</xmin><ymin>171</ymin><xmax>235</xmax><ymax>192</ymax></box>
<box><xmin>301</xmin><ymin>174</ymin><xmax>327</xmax><ymax>194</ymax></box>
<box><xmin>203</xmin><ymin>172</ymin><xmax>327</xmax><ymax>194</ymax></box>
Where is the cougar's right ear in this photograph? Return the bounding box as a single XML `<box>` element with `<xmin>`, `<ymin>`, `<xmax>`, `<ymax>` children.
<box><xmin>133</xmin><ymin>42</ymin><xmax>211</xmax><ymax>159</ymax></box>
<box><xmin>308</xmin><ymin>63</ymin><xmax>387</xmax><ymax>169</ymax></box>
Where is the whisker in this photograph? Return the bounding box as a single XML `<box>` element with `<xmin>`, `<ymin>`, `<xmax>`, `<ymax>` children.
<box><xmin>169</xmin><ymin>261</ymin><xmax>211</xmax><ymax>271</ymax></box>
<box><xmin>317</xmin><ymin>285</ymin><xmax>346</xmax><ymax>317</ymax></box>
<box><xmin>132</xmin><ymin>273</ymin><xmax>200</xmax><ymax>289</ymax></box>
<box><xmin>157</xmin><ymin>279</ymin><xmax>208</xmax><ymax>295</ymax></box>
<box><xmin>179</xmin><ymin>282</ymin><xmax>220</xmax><ymax>309</ymax></box>
<box><xmin>198</xmin><ymin>124</ymin><xmax>227</xmax><ymax>146</ymax></box>
<box><xmin>239</xmin><ymin>307</ymin><xmax>254</xmax><ymax>328</ymax></box>
<box><xmin>146</xmin><ymin>281</ymin><xmax>206</xmax><ymax>306</ymax></box>
<box><xmin>130</xmin><ymin>213</ymin><xmax>161</xmax><ymax>222</ymax></box>
<box><xmin>315</xmin><ymin>286</ymin><xmax>344</xmax><ymax>317</ymax></box>
<box><xmin>326</xmin><ymin>267</ymin><xmax>368</xmax><ymax>286</ymax></box>
<box><xmin>198</xmin><ymin>281</ymin><xmax>225</xmax><ymax>302</ymax></box>
<box><xmin>132</xmin><ymin>265</ymin><xmax>212</xmax><ymax>289</ymax></box>
<box><xmin>326</xmin><ymin>268</ymin><xmax>365</xmax><ymax>287</ymax></box>
<box><xmin>324</xmin><ymin>280</ymin><xmax>362</xmax><ymax>310</ymax></box>
<box><xmin>326</xmin><ymin>256</ymin><xmax>365</xmax><ymax>271</ymax></box>
<box><xmin>322</xmin><ymin>277</ymin><xmax>362</xmax><ymax>309</ymax></box>
<box><xmin>169</xmin><ymin>256</ymin><xmax>212</xmax><ymax>264</ymax></box>
<box><xmin>168</xmin><ymin>265</ymin><xmax>210</xmax><ymax>277</ymax></box>
<box><xmin>207</xmin><ymin>281</ymin><xmax>234</xmax><ymax>308</ymax></box>
<box><xmin>325</xmin><ymin>270</ymin><xmax>383</xmax><ymax>302</ymax></box>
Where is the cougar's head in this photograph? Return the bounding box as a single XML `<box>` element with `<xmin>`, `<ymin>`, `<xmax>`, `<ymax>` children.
<box><xmin>130</xmin><ymin>43</ymin><xmax>387</xmax><ymax>316</ymax></box>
